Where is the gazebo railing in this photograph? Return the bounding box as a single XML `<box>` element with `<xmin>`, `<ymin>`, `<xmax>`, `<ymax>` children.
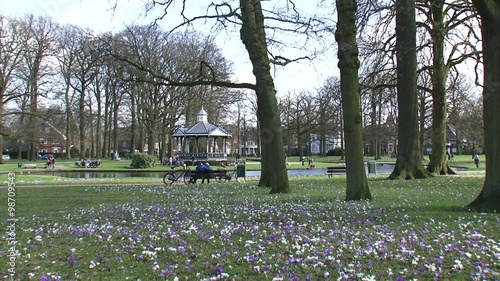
<box><xmin>177</xmin><ymin>153</ymin><xmax>227</xmax><ymax>161</ymax></box>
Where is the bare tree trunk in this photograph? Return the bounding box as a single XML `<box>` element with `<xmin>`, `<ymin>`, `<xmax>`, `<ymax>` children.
<box><xmin>467</xmin><ymin>0</ymin><xmax>500</xmax><ymax>212</ymax></box>
<box><xmin>335</xmin><ymin>0</ymin><xmax>372</xmax><ymax>200</ymax></box>
<box><xmin>79</xmin><ymin>83</ymin><xmax>86</xmax><ymax>159</ymax></box>
<box><xmin>240</xmin><ymin>0</ymin><xmax>289</xmax><ymax>193</ymax></box>
<box><xmin>427</xmin><ymin>0</ymin><xmax>455</xmax><ymax>175</ymax></box>
<box><xmin>371</xmin><ymin>90</ymin><xmax>380</xmax><ymax>159</ymax></box>
<box><xmin>29</xmin><ymin>63</ymin><xmax>39</xmax><ymax>161</ymax></box>
<box><xmin>339</xmin><ymin>113</ymin><xmax>345</xmax><ymax>160</ymax></box>
<box><xmin>389</xmin><ymin>0</ymin><xmax>432</xmax><ymax>179</ymax></box>
<box><xmin>102</xmin><ymin>93</ymin><xmax>110</xmax><ymax>158</ymax></box>
<box><xmin>112</xmin><ymin>95</ymin><xmax>119</xmax><ymax>158</ymax></box>
<box><xmin>419</xmin><ymin>94</ymin><xmax>426</xmax><ymax>154</ymax></box>
<box><xmin>130</xmin><ymin>91</ymin><xmax>136</xmax><ymax>156</ymax></box>
<box><xmin>95</xmin><ymin>76</ymin><xmax>102</xmax><ymax>160</ymax></box>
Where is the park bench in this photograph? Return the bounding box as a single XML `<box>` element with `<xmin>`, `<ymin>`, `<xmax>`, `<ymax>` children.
<box><xmin>186</xmin><ymin>169</ymin><xmax>229</xmax><ymax>183</ymax></box>
<box><xmin>326</xmin><ymin>166</ymin><xmax>346</xmax><ymax>178</ymax></box>
<box><xmin>23</xmin><ymin>164</ymin><xmax>37</xmax><ymax>169</ymax></box>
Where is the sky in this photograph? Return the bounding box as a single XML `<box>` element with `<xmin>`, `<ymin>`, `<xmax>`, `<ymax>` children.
<box><xmin>0</xmin><ymin>0</ymin><xmax>338</xmax><ymax>96</ymax></box>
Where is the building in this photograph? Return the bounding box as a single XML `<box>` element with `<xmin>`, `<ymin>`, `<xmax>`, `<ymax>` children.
<box><xmin>310</xmin><ymin>133</ymin><xmax>341</xmax><ymax>155</ymax></box>
<box><xmin>423</xmin><ymin>123</ymin><xmax>459</xmax><ymax>155</ymax></box>
<box><xmin>172</xmin><ymin>107</ymin><xmax>231</xmax><ymax>163</ymax></box>
<box><xmin>240</xmin><ymin>140</ymin><xmax>258</xmax><ymax>156</ymax></box>
<box><xmin>3</xmin><ymin>120</ymin><xmax>67</xmax><ymax>158</ymax></box>
<box><xmin>362</xmin><ymin>122</ymin><xmax>397</xmax><ymax>156</ymax></box>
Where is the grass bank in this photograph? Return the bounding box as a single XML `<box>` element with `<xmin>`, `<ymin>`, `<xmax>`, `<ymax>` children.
<box><xmin>0</xmin><ymin>174</ymin><xmax>498</xmax><ymax>280</ymax></box>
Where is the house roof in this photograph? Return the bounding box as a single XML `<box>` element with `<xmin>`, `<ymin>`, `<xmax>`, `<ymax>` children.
<box><xmin>172</xmin><ymin>107</ymin><xmax>231</xmax><ymax>138</ymax></box>
<box><xmin>446</xmin><ymin>123</ymin><xmax>457</xmax><ymax>141</ymax></box>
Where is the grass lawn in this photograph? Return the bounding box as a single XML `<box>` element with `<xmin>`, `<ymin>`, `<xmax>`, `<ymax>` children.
<box><xmin>0</xmin><ymin>154</ymin><xmax>484</xmax><ymax>187</ymax></box>
<box><xmin>0</xmin><ymin>173</ymin><xmax>498</xmax><ymax>280</ymax></box>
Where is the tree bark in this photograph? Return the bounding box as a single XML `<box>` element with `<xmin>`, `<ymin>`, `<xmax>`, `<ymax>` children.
<box><xmin>240</xmin><ymin>0</ymin><xmax>290</xmax><ymax>193</ymax></box>
<box><xmin>426</xmin><ymin>0</ymin><xmax>456</xmax><ymax>175</ymax></box>
<box><xmin>335</xmin><ymin>0</ymin><xmax>372</xmax><ymax>200</ymax></box>
<box><xmin>467</xmin><ymin>0</ymin><xmax>500</xmax><ymax>212</ymax></box>
<box><xmin>389</xmin><ymin>0</ymin><xmax>432</xmax><ymax>180</ymax></box>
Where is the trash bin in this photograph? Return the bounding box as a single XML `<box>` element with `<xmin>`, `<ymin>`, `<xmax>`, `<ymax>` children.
<box><xmin>367</xmin><ymin>161</ymin><xmax>376</xmax><ymax>174</ymax></box>
<box><xmin>236</xmin><ymin>164</ymin><xmax>246</xmax><ymax>178</ymax></box>
<box><xmin>18</xmin><ymin>162</ymin><xmax>22</xmax><ymax>168</ymax></box>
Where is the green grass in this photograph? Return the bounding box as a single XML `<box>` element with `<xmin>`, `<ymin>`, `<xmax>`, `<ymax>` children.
<box><xmin>0</xmin><ymin>174</ymin><xmax>498</xmax><ymax>280</ymax></box>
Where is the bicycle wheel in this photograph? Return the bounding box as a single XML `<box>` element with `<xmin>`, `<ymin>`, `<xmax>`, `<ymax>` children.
<box><xmin>215</xmin><ymin>170</ymin><xmax>227</xmax><ymax>183</ymax></box>
<box><xmin>163</xmin><ymin>171</ymin><xmax>177</xmax><ymax>185</ymax></box>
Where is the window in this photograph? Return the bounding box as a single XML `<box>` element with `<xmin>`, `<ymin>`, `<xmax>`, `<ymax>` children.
<box><xmin>40</xmin><ymin>139</ymin><xmax>48</xmax><ymax>145</ymax></box>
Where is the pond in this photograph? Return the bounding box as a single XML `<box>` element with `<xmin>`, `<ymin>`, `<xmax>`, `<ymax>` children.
<box><xmin>24</xmin><ymin>162</ymin><xmax>403</xmax><ymax>178</ymax></box>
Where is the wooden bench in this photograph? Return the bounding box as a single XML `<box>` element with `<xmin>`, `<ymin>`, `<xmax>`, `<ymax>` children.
<box><xmin>326</xmin><ymin>166</ymin><xmax>346</xmax><ymax>177</ymax></box>
<box><xmin>186</xmin><ymin>169</ymin><xmax>228</xmax><ymax>184</ymax></box>
<box><xmin>23</xmin><ymin>164</ymin><xmax>37</xmax><ymax>169</ymax></box>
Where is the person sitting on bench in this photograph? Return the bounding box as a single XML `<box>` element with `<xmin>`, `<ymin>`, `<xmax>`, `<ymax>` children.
<box><xmin>190</xmin><ymin>162</ymin><xmax>213</xmax><ymax>183</ymax></box>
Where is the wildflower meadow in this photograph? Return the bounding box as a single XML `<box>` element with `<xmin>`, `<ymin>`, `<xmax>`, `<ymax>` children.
<box><xmin>1</xmin><ymin>174</ymin><xmax>499</xmax><ymax>280</ymax></box>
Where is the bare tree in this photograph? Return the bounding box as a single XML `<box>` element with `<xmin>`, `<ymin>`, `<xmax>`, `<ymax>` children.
<box><xmin>68</xmin><ymin>29</ymin><xmax>101</xmax><ymax>158</ymax></box>
<box><xmin>448</xmin><ymin>73</ymin><xmax>483</xmax><ymax>152</ymax></box>
<box><xmin>0</xmin><ymin>16</ymin><xmax>24</xmax><ymax>162</ymax></box>
<box><xmin>389</xmin><ymin>0</ymin><xmax>432</xmax><ymax>179</ymax></box>
<box><xmin>112</xmin><ymin>26</ymin><xmax>234</xmax><ymax>157</ymax></box>
<box><xmin>417</xmin><ymin>0</ymin><xmax>480</xmax><ymax>175</ymax></box>
<box><xmin>55</xmin><ymin>24</ymin><xmax>82</xmax><ymax>159</ymax></box>
<box><xmin>317</xmin><ymin>77</ymin><xmax>343</xmax><ymax>157</ymax></box>
<box><xmin>467</xmin><ymin>0</ymin><xmax>500</xmax><ymax>212</ymax></box>
<box><xmin>239</xmin><ymin>0</ymin><xmax>290</xmax><ymax>193</ymax></box>
<box><xmin>18</xmin><ymin>15</ymin><xmax>56</xmax><ymax>160</ymax></box>
<box><xmin>335</xmin><ymin>0</ymin><xmax>372</xmax><ymax>200</ymax></box>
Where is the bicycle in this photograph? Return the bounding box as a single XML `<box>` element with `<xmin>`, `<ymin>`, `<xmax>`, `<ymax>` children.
<box><xmin>163</xmin><ymin>166</ymin><xmax>192</xmax><ymax>185</ymax></box>
<box><xmin>214</xmin><ymin>162</ymin><xmax>239</xmax><ymax>183</ymax></box>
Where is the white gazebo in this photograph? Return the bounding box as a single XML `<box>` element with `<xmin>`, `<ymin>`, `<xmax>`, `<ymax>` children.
<box><xmin>172</xmin><ymin>107</ymin><xmax>231</xmax><ymax>163</ymax></box>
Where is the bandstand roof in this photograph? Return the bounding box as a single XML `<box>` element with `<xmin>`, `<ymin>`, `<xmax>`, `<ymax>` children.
<box><xmin>172</xmin><ymin>107</ymin><xmax>231</xmax><ymax>138</ymax></box>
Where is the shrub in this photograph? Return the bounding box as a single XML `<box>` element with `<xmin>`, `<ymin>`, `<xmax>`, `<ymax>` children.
<box><xmin>130</xmin><ymin>154</ymin><xmax>157</xmax><ymax>168</ymax></box>
<box><xmin>327</xmin><ymin>147</ymin><xmax>343</xmax><ymax>156</ymax></box>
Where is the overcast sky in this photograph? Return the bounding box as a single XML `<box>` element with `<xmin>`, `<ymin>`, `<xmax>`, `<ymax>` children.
<box><xmin>1</xmin><ymin>0</ymin><xmax>337</xmax><ymax>95</ymax></box>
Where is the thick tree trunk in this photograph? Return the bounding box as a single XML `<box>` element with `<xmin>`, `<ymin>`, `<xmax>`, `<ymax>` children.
<box><xmin>335</xmin><ymin>0</ymin><xmax>372</xmax><ymax>200</ymax></box>
<box><xmin>0</xmin><ymin>98</ymin><xmax>4</xmax><ymax>164</ymax></box>
<box><xmin>427</xmin><ymin>0</ymin><xmax>455</xmax><ymax>175</ymax></box>
<box><xmin>240</xmin><ymin>0</ymin><xmax>290</xmax><ymax>193</ymax></box>
<box><xmin>389</xmin><ymin>0</ymin><xmax>432</xmax><ymax>180</ymax></box>
<box><xmin>467</xmin><ymin>0</ymin><xmax>500</xmax><ymax>212</ymax></box>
